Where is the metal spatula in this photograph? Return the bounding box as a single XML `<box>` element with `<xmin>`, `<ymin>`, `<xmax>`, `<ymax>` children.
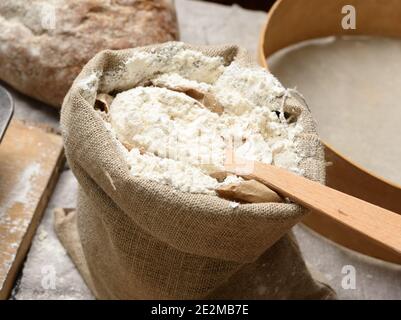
<box><xmin>0</xmin><ymin>85</ymin><xmax>13</xmax><ymax>143</ymax></box>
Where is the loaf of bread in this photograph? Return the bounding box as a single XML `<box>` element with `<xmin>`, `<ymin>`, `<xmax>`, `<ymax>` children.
<box><xmin>0</xmin><ymin>0</ymin><xmax>178</xmax><ymax>107</ymax></box>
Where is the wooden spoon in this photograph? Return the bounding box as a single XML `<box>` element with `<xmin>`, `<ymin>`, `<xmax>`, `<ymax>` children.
<box><xmin>225</xmin><ymin>158</ymin><xmax>401</xmax><ymax>259</ymax></box>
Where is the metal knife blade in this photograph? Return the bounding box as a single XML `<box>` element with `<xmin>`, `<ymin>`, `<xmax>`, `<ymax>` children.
<box><xmin>0</xmin><ymin>85</ymin><xmax>14</xmax><ymax>143</ymax></box>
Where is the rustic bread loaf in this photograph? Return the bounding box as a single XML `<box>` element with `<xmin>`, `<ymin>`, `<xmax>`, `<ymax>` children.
<box><xmin>0</xmin><ymin>0</ymin><xmax>178</xmax><ymax>108</ymax></box>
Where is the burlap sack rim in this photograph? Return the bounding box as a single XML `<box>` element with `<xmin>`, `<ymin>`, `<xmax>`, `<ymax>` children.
<box><xmin>63</xmin><ymin>41</ymin><xmax>320</xmax><ymax>213</ymax></box>
<box><xmin>60</xmin><ymin>42</ymin><xmax>324</xmax><ymax>263</ymax></box>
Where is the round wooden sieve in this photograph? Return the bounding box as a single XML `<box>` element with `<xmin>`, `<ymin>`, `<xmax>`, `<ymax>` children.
<box><xmin>259</xmin><ymin>0</ymin><xmax>401</xmax><ymax>264</ymax></box>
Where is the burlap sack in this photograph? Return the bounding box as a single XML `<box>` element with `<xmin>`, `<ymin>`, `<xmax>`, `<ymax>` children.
<box><xmin>56</xmin><ymin>42</ymin><xmax>336</xmax><ymax>299</ymax></box>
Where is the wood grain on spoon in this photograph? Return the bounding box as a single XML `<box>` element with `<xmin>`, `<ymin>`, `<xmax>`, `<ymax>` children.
<box><xmin>225</xmin><ymin>158</ymin><xmax>401</xmax><ymax>258</ymax></box>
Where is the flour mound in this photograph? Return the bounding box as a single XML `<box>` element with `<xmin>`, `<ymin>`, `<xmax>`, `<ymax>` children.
<box><xmin>107</xmin><ymin>43</ymin><xmax>303</xmax><ymax>194</ymax></box>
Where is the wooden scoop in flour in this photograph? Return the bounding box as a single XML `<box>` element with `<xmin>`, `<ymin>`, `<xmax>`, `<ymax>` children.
<box><xmin>224</xmin><ymin>155</ymin><xmax>401</xmax><ymax>259</ymax></box>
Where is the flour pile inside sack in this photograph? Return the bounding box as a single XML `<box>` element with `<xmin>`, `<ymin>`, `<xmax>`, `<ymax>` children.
<box><xmin>103</xmin><ymin>43</ymin><xmax>303</xmax><ymax>195</ymax></box>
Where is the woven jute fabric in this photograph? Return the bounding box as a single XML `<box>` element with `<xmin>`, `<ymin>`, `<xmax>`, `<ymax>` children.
<box><xmin>55</xmin><ymin>42</ymin><xmax>336</xmax><ymax>299</ymax></box>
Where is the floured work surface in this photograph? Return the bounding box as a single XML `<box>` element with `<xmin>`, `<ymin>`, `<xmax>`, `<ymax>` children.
<box><xmin>269</xmin><ymin>36</ymin><xmax>401</xmax><ymax>186</ymax></box>
<box><xmin>0</xmin><ymin>120</ymin><xmax>64</xmax><ymax>299</ymax></box>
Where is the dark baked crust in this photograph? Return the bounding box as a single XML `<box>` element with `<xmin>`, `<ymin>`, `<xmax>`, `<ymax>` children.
<box><xmin>0</xmin><ymin>0</ymin><xmax>178</xmax><ymax>107</ymax></box>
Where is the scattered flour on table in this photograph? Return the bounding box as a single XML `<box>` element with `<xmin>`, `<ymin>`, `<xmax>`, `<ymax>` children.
<box><xmin>99</xmin><ymin>43</ymin><xmax>303</xmax><ymax>194</ymax></box>
<box><xmin>0</xmin><ymin>162</ymin><xmax>42</xmax><ymax>286</ymax></box>
<box><xmin>0</xmin><ymin>162</ymin><xmax>41</xmax><ymax>216</ymax></box>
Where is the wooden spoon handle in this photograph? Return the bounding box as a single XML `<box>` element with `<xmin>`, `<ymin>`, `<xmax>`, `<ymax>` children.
<box><xmin>233</xmin><ymin>160</ymin><xmax>401</xmax><ymax>257</ymax></box>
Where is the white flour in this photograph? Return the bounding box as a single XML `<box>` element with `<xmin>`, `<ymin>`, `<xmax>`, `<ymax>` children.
<box><xmin>0</xmin><ymin>162</ymin><xmax>41</xmax><ymax>216</ymax></box>
<box><xmin>106</xmin><ymin>44</ymin><xmax>303</xmax><ymax>194</ymax></box>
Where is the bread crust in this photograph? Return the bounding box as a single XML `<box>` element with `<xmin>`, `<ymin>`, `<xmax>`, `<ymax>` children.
<box><xmin>0</xmin><ymin>0</ymin><xmax>178</xmax><ymax>107</ymax></box>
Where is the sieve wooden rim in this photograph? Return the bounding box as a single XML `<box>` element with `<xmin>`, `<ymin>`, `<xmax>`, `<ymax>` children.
<box><xmin>258</xmin><ymin>0</ymin><xmax>401</xmax><ymax>264</ymax></box>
